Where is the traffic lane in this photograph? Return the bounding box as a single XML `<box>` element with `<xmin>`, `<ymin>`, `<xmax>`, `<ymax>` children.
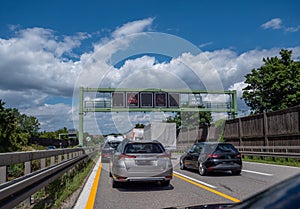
<box><xmin>94</xmin><ymin>163</ymin><xmax>236</xmax><ymax>209</ymax></box>
<box><xmin>243</xmin><ymin>161</ymin><xmax>300</xmax><ymax>182</ymax></box>
<box><xmin>172</xmin><ymin>160</ymin><xmax>300</xmax><ymax>201</ymax></box>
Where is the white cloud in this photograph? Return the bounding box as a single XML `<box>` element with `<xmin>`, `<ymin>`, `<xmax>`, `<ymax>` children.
<box><xmin>261</xmin><ymin>18</ymin><xmax>282</xmax><ymax>30</ymax></box>
<box><xmin>1</xmin><ymin>18</ymin><xmax>300</xmax><ymax>134</ymax></box>
<box><xmin>112</xmin><ymin>18</ymin><xmax>154</xmax><ymax>38</ymax></box>
<box><xmin>23</xmin><ymin>103</ymin><xmax>74</xmax><ymax>131</ymax></box>
<box><xmin>261</xmin><ymin>18</ymin><xmax>300</xmax><ymax>33</ymax></box>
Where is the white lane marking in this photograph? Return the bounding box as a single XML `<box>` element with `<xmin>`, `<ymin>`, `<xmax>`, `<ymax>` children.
<box><xmin>242</xmin><ymin>169</ymin><xmax>273</xmax><ymax>176</ymax></box>
<box><xmin>244</xmin><ymin>161</ymin><xmax>300</xmax><ymax>169</ymax></box>
<box><xmin>173</xmin><ymin>171</ymin><xmax>217</xmax><ymax>188</ymax></box>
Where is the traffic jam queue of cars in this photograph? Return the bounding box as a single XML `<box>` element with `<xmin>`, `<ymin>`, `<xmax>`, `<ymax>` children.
<box><xmin>101</xmin><ymin>135</ymin><xmax>242</xmax><ymax>188</ymax></box>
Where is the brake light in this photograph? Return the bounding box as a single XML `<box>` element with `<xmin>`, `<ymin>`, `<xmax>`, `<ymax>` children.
<box><xmin>207</xmin><ymin>154</ymin><xmax>219</xmax><ymax>158</ymax></box>
<box><xmin>236</xmin><ymin>154</ymin><xmax>242</xmax><ymax>158</ymax></box>
<box><xmin>118</xmin><ymin>154</ymin><xmax>136</xmax><ymax>160</ymax></box>
<box><xmin>166</xmin><ymin>175</ymin><xmax>173</xmax><ymax>179</ymax></box>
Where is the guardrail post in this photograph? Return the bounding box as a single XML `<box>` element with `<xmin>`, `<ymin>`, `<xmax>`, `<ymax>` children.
<box><xmin>58</xmin><ymin>155</ymin><xmax>62</xmax><ymax>163</ymax></box>
<box><xmin>24</xmin><ymin>161</ymin><xmax>32</xmax><ymax>206</ymax></box>
<box><xmin>50</xmin><ymin>156</ymin><xmax>55</xmax><ymax>166</ymax></box>
<box><xmin>0</xmin><ymin>166</ymin><xmax>7</xmax><ymax>184</ymax></box>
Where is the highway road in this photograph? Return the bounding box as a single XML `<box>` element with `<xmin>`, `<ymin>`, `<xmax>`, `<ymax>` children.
<box><xmin>76</xmin><ymin>154</ymin><xmax>300</xmax><ymax>209</ymax></box>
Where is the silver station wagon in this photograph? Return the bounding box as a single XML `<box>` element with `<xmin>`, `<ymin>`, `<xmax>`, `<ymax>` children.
<box><xmin>109</xmin><ymin>139</ymin><xmax>173</xmax><ymax>188</ymax></box>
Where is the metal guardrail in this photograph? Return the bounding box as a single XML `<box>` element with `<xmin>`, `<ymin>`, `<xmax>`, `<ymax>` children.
<box><xmin>175</xmin><ymin>145</ymin><xmax>300</xmax><ymax>160</ymax></box>
<box><xmin>0</xmin><ymin>147</ymin><xmax>100</xmax><ymax>209</ymax></box>
<box><xmin>236</xmin><ymin>146</ymin><xmax>300</xmax><ymax>160</ymax></box>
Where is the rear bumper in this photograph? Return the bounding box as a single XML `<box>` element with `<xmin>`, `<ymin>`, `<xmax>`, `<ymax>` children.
<box><xmin>206</xmin><ymin>163</ymin><xmax>242</xmax><ymax>171</ymax></box>
<box><xmin>112</xmin><ymin>169</ymin><xmax>173</xmax><ymax>182</ymax></box>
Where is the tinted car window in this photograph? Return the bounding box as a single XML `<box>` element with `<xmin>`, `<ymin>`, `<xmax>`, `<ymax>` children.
<box><xmin>124</xmin><ymin>143</ymin><xmax>164</xmax><ymax>154</ymax></box>
<box><xmin>104</xmin><ymin>141</ymin><xmax>121</xmax><ymax>149</ymax></box>
<box><xmin>203</xmin><ymin>143</ymin><xmax>238</xmax><ymax>153</ymax></box>
<box><xmin>216</xmin><ymin>144</ymin><xmax>238</xmax><ymax>152</ymax></box>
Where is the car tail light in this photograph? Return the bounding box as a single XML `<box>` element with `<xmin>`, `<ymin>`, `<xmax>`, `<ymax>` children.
<box><xmin>118</xmin><ymin>154</ymin><xmax>137</xmax><ymax>160</ymax></box>
<box><xmin>166</xmin><ymin>175</ymin><xmax>173</xmax><ymax>179</ymax></box>
<box><xmin>207</xmin><ymin>154</ymin><xmax>219</xmax><ymax>158</ymax></box>
<box><xmin>116</xmin><ymin>176</ymin><xmax>127</xmax><ymax>180</ymax></box>
<box><xmin>236</xmin><ymin>154</ymin><xmax>242</xmax><ymax>158</ymax></box>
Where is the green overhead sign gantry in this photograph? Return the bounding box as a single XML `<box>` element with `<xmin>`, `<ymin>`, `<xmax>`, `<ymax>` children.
<box><xmin>78</xmin><ymin>87</ymin><xmax>238</xmax><ymax>146</ymax></box>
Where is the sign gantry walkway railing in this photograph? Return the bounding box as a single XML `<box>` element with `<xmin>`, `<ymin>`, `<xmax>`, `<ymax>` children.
<box><xmin>78</xmin><ymin>87</ymin><xmax>238</xmax><ymax>146</ymax></box>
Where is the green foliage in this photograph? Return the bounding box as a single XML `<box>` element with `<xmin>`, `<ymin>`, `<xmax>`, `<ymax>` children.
<box><xmin>135</xmin><ymin>123</ymin><xmax>145</xmax><ymax>128</ymax></box>
<box><xmin>31</xmin><ymin>155</ymin><xmax>97</xmax><ymax>209</ymax></box>
<box><xmin>242</xmin><ymin>49</ymin><xmax>300</xmax><ymax>113</ymax></box>
<box><xmin>243</xmin><ymin>155</ymin><xmax>300</xmax><ymax>167</ymax></box>
<box><xmin>39</xmin><ymin>127</ymin><xmax>68</xmax><ymax>139</ymax></box>
<box><xmin>165</xmin><ymin>110</ymin><xmax>213</xmax><ymax>134</ymax></box>
<box><xmin>0</xmin><ymin>100</ymin><xmax>40</xmax><ymax>152</ymax></box>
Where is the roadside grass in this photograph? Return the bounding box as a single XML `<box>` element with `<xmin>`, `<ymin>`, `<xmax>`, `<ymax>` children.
<box><xmin>30</xmin><ymin>154</ymin><xmax>99</xmax><ymax>209</ymax></box>
<box><xmin>242</xmin><ymin>155</ymin><xmax>300</xmax><ymax>167</ymax></box>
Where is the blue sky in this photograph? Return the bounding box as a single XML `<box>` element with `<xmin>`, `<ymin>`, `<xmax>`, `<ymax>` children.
<box><xmin>0</xmin><ymin>0</ymin><xmax>300</xmax><ymax>134</ymax></box>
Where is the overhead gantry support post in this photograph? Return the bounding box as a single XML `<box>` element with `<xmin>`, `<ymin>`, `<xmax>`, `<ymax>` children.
<box><xmin>78</xmin><ymin>86</ymin><xmax>84</xmax><ymax>147</ymax></box>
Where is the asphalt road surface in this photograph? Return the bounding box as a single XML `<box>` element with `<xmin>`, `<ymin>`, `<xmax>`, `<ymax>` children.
<box><xmin>76</xmin><ymin>154</ymin><xmax>300</xmax><ymax>209</ymax></box>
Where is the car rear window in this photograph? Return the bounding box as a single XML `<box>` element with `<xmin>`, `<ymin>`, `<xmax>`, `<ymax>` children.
<box><xmin>104</xmin><ymin>141</ymin><xmax>121</xmax><ymax>149</ymax></box>
<box><xmin>203</xmin><ymin>144</ymin><xmax>238</xmax><ymax>153</ymax></box>
<box><xmin>124</xmin><ymin>143</ymin><xmax>164</xmax><ymax>154</ymax></box>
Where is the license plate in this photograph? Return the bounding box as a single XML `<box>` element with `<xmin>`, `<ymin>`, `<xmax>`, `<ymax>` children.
<box><xmin>136</xmin><ymin>160</ymin><xmax>153</xmax><ymax>165</ymax></box>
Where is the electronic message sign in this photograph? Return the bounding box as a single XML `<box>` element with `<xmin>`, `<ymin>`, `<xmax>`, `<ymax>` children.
<box><xmin>155</xmin><ymin>92</ymin><xmax>167</xmax><ymax>107</ymax></box>
<box><xmin>140</xmin><ymin>92</ymin><xmax>153</xmax><ymax>107</ymax></box>
<box><xmin>126</xmin><ymin>92</ymin><xmax>139</xmax><ymax>107</ymax></box>
<box><xmin>189</xmin><ymin>94</ymin><xmax>202</xmax><ymax>106</ymax></box>
<box><xmin>169</xmin><ymin>93</ymin><xmax>180</xmax><ymax>107</ymax></box>
<box><xmin>112</xmin><ymin>92</ymin><xmax>125</xmax><ymax>107</ymax></box>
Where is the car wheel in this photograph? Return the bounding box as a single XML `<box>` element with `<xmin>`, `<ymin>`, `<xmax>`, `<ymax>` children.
<box><xmin>161</xmin><ymin>180</ymin><xmax>170</xmax><ymax>187</ymax></box>
<box><xmin>179</xmin><ymin>159</ymin><xmax>186</xmax><ymax>170</ymax></box>
<box><xmin>112</xmin><ymin>179</ymin><xmax>120</xmax><ymax>188</ymax></box>
<box><xmin>198</xmin><ymin>163</ymin><xmax>207</xmax><ymax>176</ymax></box>
<box><xmin>232</xmin><ymin>170</ymin><xmax>241</xmax><ymax>175</ymax></box>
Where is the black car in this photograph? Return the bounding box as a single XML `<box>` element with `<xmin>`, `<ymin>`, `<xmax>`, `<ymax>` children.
<box><xmin>179</xmin><ymin>142</ymin><xmax>242</xmax><ymax>176</ymax></box>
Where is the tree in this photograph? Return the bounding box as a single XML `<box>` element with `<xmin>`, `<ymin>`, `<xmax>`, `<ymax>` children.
<box><xmin>135</xmin><ymin>123</ymin><xmax>145</xmax><ymax>128</ymax></box>
<box><xmin>242</xmin><ymin>49</ymin><xmax>300</xmax><ymax>113</ymax></box>
<box><xmin>166</xmin><ymin>110</ymin><xmax>213</xmax><ymax>134</ymax></box>
<box><xmin>0</xmin><ymin>100</ymin><xmax>41</xmax><ymax>152</ymax></box>
<box><xmin>0</xmin><ymin>101</ymin><xmax>27</xmax><ymax>152</ymax></box>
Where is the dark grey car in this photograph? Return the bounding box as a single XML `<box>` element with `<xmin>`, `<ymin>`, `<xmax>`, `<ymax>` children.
<box><xmin>101</xmin><ymin>137</ymin><xmax>123</xmax><ymax>163</ymax></box>
<box><xmin>179</xmin><ymin>142</ymin><xmax>242</xmax><ymax>176</ymax></box>
<box><xmin>109</xmin><ymin>139</ymin><xmax>173</xmax><ymax>188</ymax></box>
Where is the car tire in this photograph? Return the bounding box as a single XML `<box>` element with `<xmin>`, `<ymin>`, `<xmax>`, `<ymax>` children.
<box><xmin>161</xmin><ymin>180</ymin><xmax>170</xmax><ymax>187</ymax></box>
<box><xmin>112</xmin><ymin>179</ymin><xmax>120</xmax><ymax>188</ymax></box>
<box><xmin>198</xmin><ymin>163</ymin><xmax>207</xmax><ymax>176</ymax></box>
<box><xmin>232</xmin><ymin>170</ymin><xmax>241</xmax><ymax>175</ymax></box>
<box><xmin>179</xmin><ymin>159</ymin><xmax>186</xmax><ymax>170</ymax></box>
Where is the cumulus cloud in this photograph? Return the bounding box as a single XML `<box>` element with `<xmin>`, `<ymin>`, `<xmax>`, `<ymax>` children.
<box><xmin>1</xmin><ymin>18</ymin><xmax>300</xmax><ymax>133</ymax></box>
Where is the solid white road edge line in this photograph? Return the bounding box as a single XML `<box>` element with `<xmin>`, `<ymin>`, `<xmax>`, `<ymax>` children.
<box><xmin>242</xmin><ymin>169</ymin><xmax>273</xmax><ymax>176</ymax></box>
<box><xmin>173</xmin><ymin>171</ymin><xmax>217</xmax><ymax>188</ymax></box>
<box><xmin>73</xmin><ymin>156</ymin><xmax>102</xmax><ymax>209</ymax></box>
